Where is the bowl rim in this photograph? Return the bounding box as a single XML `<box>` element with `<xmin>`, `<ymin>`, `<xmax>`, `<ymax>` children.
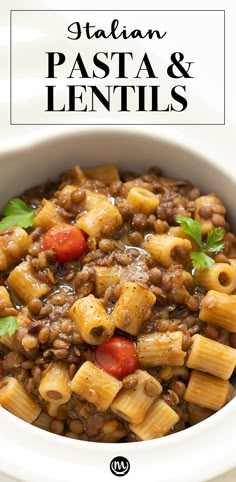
<box><xmin>0</xmin><ymin>398</ymin><xmax>235</xmax><ymax>482</ymax></box>
<box><xmin>0</xmin><ymin>125</ymin><xmax>235</xmax><ymax>482</ymax></box>
<box><xmin>0</xmin><ymin>124</ymin><xmax>225</xmax><ymax>171</ymax></box>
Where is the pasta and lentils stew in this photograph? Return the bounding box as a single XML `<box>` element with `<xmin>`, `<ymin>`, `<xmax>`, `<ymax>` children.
<box><xmin>0</xmin><ymin>163</ymin><xmax>235</xmax><ymax>442</ymax></box>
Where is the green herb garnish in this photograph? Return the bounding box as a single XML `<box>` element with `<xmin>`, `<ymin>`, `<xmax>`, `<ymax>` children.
<box><xmin>204</xmin><ymin>227</ymin><xmax>225</xmax><ymax>253</ymax></box>
<box><xmin>176</xmin><ymin>216</ymin><xmax>224</xmax><ymax>270</ymax></box>
<box><xmin>0</xmin><ymin>198</ymin><xmax>34</xmax><ymax>232</ymax></box>
<box><xmin>175</xmin><ymin>216</ymin><xmax>202</xmax><ymax>247</ymax></box>
<box><xmin>190</xmin><ymin>251</ymin><xmax>215</xmax><ymax>270</ymax></box>
<box><xmin>0</xmin><ymin>316</ymin><xmax>18</xmax><ymax>336</ymax></box>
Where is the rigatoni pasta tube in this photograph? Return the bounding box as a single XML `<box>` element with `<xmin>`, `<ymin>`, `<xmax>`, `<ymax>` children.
<box><xmin>169</xmin><ymin>269</ymin><xmax>193</xmax><ymax>292</ymax></box>
<box><xmin>199</xmin><ymin>290</ymin><xmax>236</xmax><ymax>332</ymax></box>
<box><xmin>167</xmin><ymin>226</ymin><xmax>199</xmax><ymax>252</ymax></box>
<box><xmin>69</xmin><ymin>294</ymin><xmax>114</xmax><ymax>345</ymax></box>
<box><xmin>39</xmin><ymin>361</ymin><xmax>72</xmax><ymax>404</ymax></box>
<box><xmin>0</xmin><ymin>377</ymin><xmax>41</xmax><ymax>423</ymax></box>
<box><xmin>84</xmin><ymin>164</ymin><xmax>120</xmax><ymax>185</ymax></box>
<box><xmin>0</xmin><ymin>311</ymin><xmax>32</xmax><ymax>351</ymax></box>
<box><xmin>0</xmin><ymin>227</ymin><xmax>32</xmax><ymax>271</ymax></box>
<box><xmin>137</xmin><ymin>331</ymin><xmax>186</xmax><ymax>367</ymax></box>
<box><xmin>126</xmin><ymin>187</ymin><xmax>160</xmax><ymax>215</ymax></box>
<box><xmin>111</xmin><ymin>370</ymin><xmax>162</xmax><ymax>424</ymax></box>
<box><xmin>68</xmin><ymin>164</ymin><xmax>87</xmax><ymax>183</ymax></box>
<box><xmin>229</xmin><ymin>258</ymin><xmax>236</xmax><ymax>269</ymax></box>
<box><xmin>34</xmin><ymin>199</ymin><xmax>65</xmax><ymax>229</ymax></box>
<box><xmin>55</xmin><ymin>184</ymin><xmax>77</xmax><ymax>208</ymax></box>
<box><xmin>94</xmin><ymin>265</ymin><xmax>121</xmax><ymax>297</ymax></box>
<box><xmin>7</xmin><ymin>260</ymin><xmax>51</xmax><ymax>303</ymax></box>
<box><xmin>129</xmin><ymin>398</ymin><xmax>179</xmax><ymax>440</ymax></box>
<box><xmin>56</xmin><ymin>186</ymin><xmax>106</xmax><ymax>211</ymax></box>
<box><xmin>186</xmin><ymin>334</ymin><xmax>236</xmax><ymax>380</ymax></box>
<box><xmin>0</xmin><ymin>286</ymin><xmax>17</xmax><ymax>317</ymax></box>
<box><xmin>159</xmin><ymin>176</ymin><xmax>189</xmax><ymax>187</ymax></box>
<box><xmin>144</xmin><ymin>234</ymin><xmax>192</xmax><ymax>268</ymax></box>
<box><xmin>81</xmin><ymin>191</ymin><xmax>107</xmax><ymax>210</ymax></box>
<box><xmin>76</xmin><ymin>199</ymin><xmax>122</xmax><ymax>238</ymax></box>
<box><xmin>70</xmin><ymin>361</ymin><xmax>122</xmax><ymax>411</ymax></box>
<box><xmin>184</xmin><ymin>370</ymin><xmax>231</xmax><ymax>411</ymax></box>
<box><xmin>194</xmin><ymin>263</ymin><xmax>236</xmax><ymax>294</ymax></box>
<box><xmin>123</xmin><ymin>178</ymin><xmax>155</xmax><ymax>195</ymax></box>
<box><xmin>111</xmin><ymin>282</ymin><xmax>156</xmax><ymax>336</ymax></box>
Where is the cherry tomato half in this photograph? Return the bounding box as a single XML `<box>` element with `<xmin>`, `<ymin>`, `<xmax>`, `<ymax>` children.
<box><xmin>43</xmin><ymin>223</ymin><xmax>87</xmax><ymax>263</ymax></box>
<box><xmin>94</xmin><ymin>335</ymin><xmax>138</xmax><ymax>378</ymax></box>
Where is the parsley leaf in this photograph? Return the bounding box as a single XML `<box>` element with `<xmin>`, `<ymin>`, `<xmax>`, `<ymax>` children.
<box><xmin>190</xmin><ymin>252</ymin><xmax>215</xmax><ymax>270</ymax></box>
<box><xmin>176</xmin><ymin>216</ymin><xmax>225</xmax><ymax>270</ymax></box>
<box><xmin>0</xmin><ymin>316</ymin><xmax>18</xmax><ymax>336</ymax></box>
<box><xmin>205</xmin><ymin>227</ymin><xmax>225</xmax><ymax>253</ymax></box>
<box><xmin>176</xmin><ymin>216</ymin><xmax>202</xmax><ymax>247</ymax></box>
<box><xmin>0</xmin><ymin>198</ymin><xmax>34</xmax><ymax>232</ymax></box>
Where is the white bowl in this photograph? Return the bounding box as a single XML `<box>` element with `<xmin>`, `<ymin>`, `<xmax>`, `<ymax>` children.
<box><xmin>0</xmin><ymin>127</ymin><xmax>235</xmax><ymax>482</ymax></box>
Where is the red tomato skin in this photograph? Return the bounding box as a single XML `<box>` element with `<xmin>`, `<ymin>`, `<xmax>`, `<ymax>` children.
<box><xmin>94</xmin><ymin>335</ymin><xmax>138</xmax><ymax>378</ymax></box>
<box><xmin>43</xmin><ymin>224</ymin><xmax>87</xmax><ymax>263</ymax></box>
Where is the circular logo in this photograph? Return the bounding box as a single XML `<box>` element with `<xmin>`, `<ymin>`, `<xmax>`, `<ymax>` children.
<box><xmin>110</xmin><ymin>456</ymin><xmax>130</xmax><ymax>476</ymax></box>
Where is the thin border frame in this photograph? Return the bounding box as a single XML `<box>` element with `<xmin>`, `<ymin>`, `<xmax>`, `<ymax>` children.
<box><xmin>9</xmin><ymin>9</ymin><xmax>226</xmax><ymax>126</ymax></box>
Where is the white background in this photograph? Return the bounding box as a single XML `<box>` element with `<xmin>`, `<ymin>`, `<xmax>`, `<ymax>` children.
<box><xmin>0</xmin><ymin>0</ymin><xmax>236</xmax><ymax>481</ymax></box>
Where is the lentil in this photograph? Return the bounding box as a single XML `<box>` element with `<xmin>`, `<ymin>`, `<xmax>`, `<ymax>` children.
<box><xmin>50</xmin><ymin>419</ymin><xmax>65</xmax><ymax>435</ymax></box>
